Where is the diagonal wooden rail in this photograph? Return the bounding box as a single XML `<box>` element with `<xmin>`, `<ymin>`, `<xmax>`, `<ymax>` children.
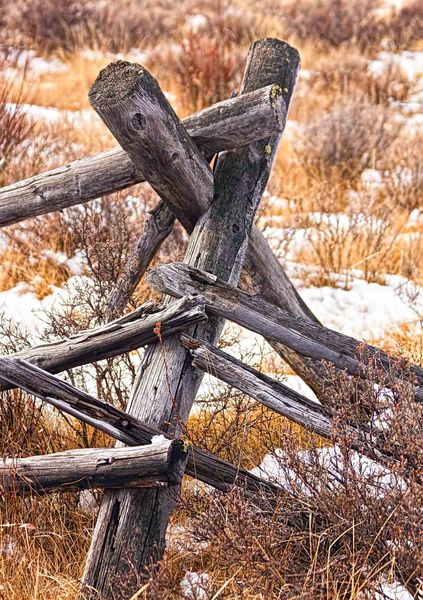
<box><xmin>148</xmin><ymin>262</ymin><xmax>423</xmax><ymax>402</ymax></box>
<box><xmin>180</xmin><ymin>334</ymin><xmax>423</xmax><ymax>480</ymax></box>
<box><xmin>80</xmin><ymin>39</ymin><xmax>299</xmax><ymax>599</ymax></box>
<box><xmin>0</xmin><ymin>295</ymin><xmax>206</xmax><ymax>391</ymax></box>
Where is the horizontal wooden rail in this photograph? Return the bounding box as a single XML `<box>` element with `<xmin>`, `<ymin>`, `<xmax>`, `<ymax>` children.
<box><xmin>0</xmin><ymin>358</ymin><xmax>281</xmax><ymax>499</ymax></box>
<box><xmin>1</xmin><ymin>440</ymin><xmax>188</xmax><ymax>495</ymax></box>
<box><xmin>147</xmin><ymin>263</ymin><xmax>423</xmax><ymax>403</ymax></box>
<box><xmin>0</xmin><ymin>85</ymin><xmax>285</xmax><ymax>228</ymax></box>
<box><xmin>0</xmin><ymin>295</ymin><xmax>206</xmax><ymax>391</ymax></box>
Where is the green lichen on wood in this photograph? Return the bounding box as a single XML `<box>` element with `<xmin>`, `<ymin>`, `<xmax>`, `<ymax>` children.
<box><xmin>270</xmin><ymin>84</ymin><xmax>282</xmax><ymax>99</ymax></box>
<box><xmin>264</xmin><ymin>144</ymin><xmax>272</xmax><ymax>156</ymax></box>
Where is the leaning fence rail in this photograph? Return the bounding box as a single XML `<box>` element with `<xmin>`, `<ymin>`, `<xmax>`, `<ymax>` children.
<box><xmin>0</xmin><ymin>35</ymin><xmax>418</xmax><ymax>600</ymax></box>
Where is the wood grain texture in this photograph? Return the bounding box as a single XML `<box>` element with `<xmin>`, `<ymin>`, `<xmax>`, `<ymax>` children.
<box><xmin>105</xmin><ymin>200</ymin><xmax>175</xmax><ymax>320</ymax></box>
<box><xmin>184</xmin><ymin>335</ymin><xmax>421</xmax><ymax>484</ymax></box>
<box><xmin>0</xmin><ymin>295</ymin><xmax>206</xmax><ymax>392</ymax></box>
<box><xmin>1</xmin><ymin>440</ymin><xmax>188</xmax><ymax>494</ymax></box>
<box><xmin>148</xmin><ymin>263</ymin><xmax>423</xmax><ymax>403</ymax></box>
<box><xmin>89</xmin><ymin>61</ymin><xmax>214</xmax><ymax>232</ymax></box>
<box><xmin>180</xmin><ymin>335</ymin><xmax>397</xmax><ymax>460</ymax></box>
<box><xmin>0</xmin><ymin>82</ymin><xmax>285</xmax><ymax>229</ymax></box>
<box><xmin>0</xmin><ymin>357</ymin><xmax>281</xmax><ymax>498</ymax></box>
<box><xmin>81</xmin><ymin>39</ymin><xmax>298</xmax><ymax>599</ymax></box>
<box><xmin>1</xmin><ymin>51</ymin><xmax>329</xmax><ymax>401</ymax></box>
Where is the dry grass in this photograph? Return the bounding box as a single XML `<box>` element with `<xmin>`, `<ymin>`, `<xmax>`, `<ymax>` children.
<box><xmin>0</xmin><ymin>0</ymin><xmax>422</xmax><ymax>598</ymax></box>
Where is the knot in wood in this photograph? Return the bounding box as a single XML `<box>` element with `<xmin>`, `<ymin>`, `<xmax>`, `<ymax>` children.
<box><xmin>131</xmin><ymin>113</ymin><xmax>146</xmax><ymax>130</ymax></box>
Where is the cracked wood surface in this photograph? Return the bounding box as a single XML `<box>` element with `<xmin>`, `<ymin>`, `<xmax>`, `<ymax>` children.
<box><xmin>0</xmin><ymin>295</ymin><xmax>206</xmax><ymax>391</ymax></box>
<box><xmin>0</xmin><ymin>84</ymin><xmax>284</xmax><ymax>228</ymax></box>
<box><xmin>0</xmin><ymin>357</ymin><xmax>281</xmax><ymax>498</ymax></box>
<box><xmin>1</xmin><ymin>440</ymin><xmax>188</xmax><ymax>494</ymax></box>
<box><xmin>148</xmin><ymin>263</ymin><xmax>423</xmax><ymax>404</ymax></box>
<box><xmin>81</xmin><ymin>39</ymin><xmax>299</xmax><ymax>599</ymax></box>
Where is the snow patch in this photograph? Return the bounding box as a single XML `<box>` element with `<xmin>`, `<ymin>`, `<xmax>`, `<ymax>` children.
<box><xmin>151</xmin><ymin>434</ymin><xmax>166</xmax><ymax>445</ymax></box>
<box><xmin>6</xmin><ymin>102</ymin><xmax>97</xmax><ymax>126</ymax></box>
<box><xmin>368</xmin><ymin>51</ymin><xmax>423</xmax><ymax>81</ymax></box>
<box><xmin>252</xmin><ymin>446</ymin><xmax>403</xmax><ymax>496</ymax></box>
<box><xmin>185</xmin><ymin>14</ymin><xmax>208</xmax><ymax>32</ymax></box>
<box><xmin>376</xmin><ymin>581</ymin><xmax>414</xmax><ymax>600</ymax></box>
<box><xmin>180</xmin><ymin>571</ymin><xmax>210</xmax><ymax>600</ymax></box>
<box><xmin>298</xmin><ymin>274</ymin><xmax>422</xmax><ymax>340</ymax></box>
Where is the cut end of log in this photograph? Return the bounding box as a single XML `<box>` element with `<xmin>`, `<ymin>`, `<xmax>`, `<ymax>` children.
<box><xmin>89</xmin><ymin>60</ymin><xmax>157</xmax><ymax>109</ymax></box>
<box><xmin>242</xmin><ymin>38</ymin><xmax>300</xmax><ymax>108</ymax></box>
<box><xmin>180</xmin><ymin>334</ymin><xmax>200</xmax><ymax>351</ymax></box>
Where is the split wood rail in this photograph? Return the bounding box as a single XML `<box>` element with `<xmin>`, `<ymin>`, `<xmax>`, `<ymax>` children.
<box><xmin>0</xmin><ymin>38</ymin><xmax>420</xmax><ymax>600</ymax></box>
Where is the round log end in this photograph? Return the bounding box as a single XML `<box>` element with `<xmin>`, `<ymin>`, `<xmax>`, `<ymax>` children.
<box><xmin>89</xmin><ymin>60</ymin><xmax>158</xmax><ymax>109</ymax></box>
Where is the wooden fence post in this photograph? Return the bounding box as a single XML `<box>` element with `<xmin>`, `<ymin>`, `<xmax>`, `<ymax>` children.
<box><xmin>80</xmin><ymin>39</ymin><xmax>299</xmax><ymax>599</ymax></box>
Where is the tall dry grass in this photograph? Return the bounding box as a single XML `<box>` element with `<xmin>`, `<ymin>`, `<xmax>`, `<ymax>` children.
<box><xmin>0</xmin><ymin>0</ymin><xmax>422</xmax><ymax>598</ymax></box>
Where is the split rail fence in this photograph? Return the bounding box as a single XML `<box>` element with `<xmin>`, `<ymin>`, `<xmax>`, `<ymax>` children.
<box><xmin>0</xmin><ymin>38</ymin><xmax>421</xmax><ymax>599</ymax></box>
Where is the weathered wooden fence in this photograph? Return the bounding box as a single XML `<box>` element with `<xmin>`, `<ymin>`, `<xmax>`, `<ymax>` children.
<box><xmin>0</xmin><ymin>37</ymin><xmax>420</xmax><ymax>599</ymax></box>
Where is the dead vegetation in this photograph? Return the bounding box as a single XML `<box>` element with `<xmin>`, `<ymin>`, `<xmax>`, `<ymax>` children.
<box><xmin>0</xmin><ymin>0</ymin><xmax>422</xmax><ymax>598</ymax></box>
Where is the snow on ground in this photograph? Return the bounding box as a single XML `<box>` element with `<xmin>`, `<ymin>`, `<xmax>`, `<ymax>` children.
<box><xmin>375</xmin><ymin>581</ymin><xmax>414</xmax><ymax>600</ymax></box>
<box><xmin>298</xmin><ymin>274</ymin><xmax>421</xmax><ymax>340</ymax></box>
<box><xmin>251</xmin><ymin>445</ymin><xmax>404</xmax><ymax>496</ymax></box>
<box><xmin>368</xmin><ymin>51</ymin><xmax>423</xmax><ymax>81</ymax></box>
<box><xmin>369</xmin><ymin>50</ymin><xmax>423</xmax><ymax>113</ymax></box>
<box><xmin>0</xmin><ymin>281</ymin><xmax>67</xmax><ymax>339</ymax></box>
<box><xmin>6</xmin><ymin>102</ymin><xmax>98</xmax><ymax>127</ymax></box>
<box><xmin>4</xmin><ymin>49</ymin><xmax>67</xmax><ymax>76</ymax></box>
<box><xmin>0</xmin><ymin>272</ymin><xmax>84</xmax><ymax>341</ymax></box>
<box><xmin>180</xmin><ymin>571</ymin><xmax>210</xmax><ymax>600</ymax></box>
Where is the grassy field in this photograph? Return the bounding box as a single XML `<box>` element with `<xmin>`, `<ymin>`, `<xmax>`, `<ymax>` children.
<box><xmin>0</xmin><ymin>0</ymin><xmax>422</xmax><ymax>598</ymax></box>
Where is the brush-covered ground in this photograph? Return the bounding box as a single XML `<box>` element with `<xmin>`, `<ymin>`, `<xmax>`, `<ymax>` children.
<box><xmin>0</xmin><ymin>0</ymin><xmax>422</xmax><ymax>598</ymax></box>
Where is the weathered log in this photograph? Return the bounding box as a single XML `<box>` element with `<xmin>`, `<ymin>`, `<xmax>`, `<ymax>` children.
<box><xmin>82</xmin><ymin>40</ymin><xmax>299</xmax><ymax>599</ymax></box>
<box><xmin>0</xmin><ymin>357</ymin><xmax>280</xmax><ymax>498</ymax></box>
<box><xmin>105</xmin><ymin>200</ymin><xmax>175</xmax><ymax>320</ymax></box>
<box><xmin>0</xmin><ymin>84</ymin><xmax>285</xmax><ymax>228</ymax></box>
<box><xmin>180</xmin><ymin>335</ymin><xmax>389</xmax><ymax>456</ymax></box>
<box><xmin>182</xmin><ymin>335</ymin><xmax>335</xmax><ymax>438</ymax></box>
<box><xmin>1</xmin><ymin>56</ymin><xmax>327</xmax><ymax>401</ymax></box>
<box><xmin>148</xmin><ymin>263</ymin><xmax>423</xmax><ymax>403</ymax></box>
<box><xmin>1</xmin><ymin>42</ymin><xmax>332</xmax><ymax>404</ymax></box>
<box><xmin>1</xmin><ymin>440</ymin><xmax>188</xmax><ymax>495</ymax></box>
<box><xmin>88</xmin><ymin>60</ymin><xmax>214</xmax><ymax>232</ymax></box>
<box><xmin>0</xmin><ymin>295</ymin><xmax>206</xmax><ymax>392</ymax></box>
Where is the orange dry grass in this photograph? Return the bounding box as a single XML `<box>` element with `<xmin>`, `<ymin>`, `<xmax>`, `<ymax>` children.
<box><xmin>27</xmin><ymin>53</ymin><xmax>110</xmax><ymax>111</ymax></box>
<box><xmin>187</xmin><ymin>402</ymin><xmax>326</xmax><ymax>470</ymax></box>
<box><xmin>0</xmin><ymin>495</ymin><xmax>92</xmax><ymax>600</ymax></box>
<box><xmin>0</xmin><ymin>212</ymin><xmax>78</xmax><ymax>298</ymax></box>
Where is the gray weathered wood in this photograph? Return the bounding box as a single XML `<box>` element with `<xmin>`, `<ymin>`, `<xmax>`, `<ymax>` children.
<box><xmin>180</xmin><ymin>335</ymin><xmax>389</xmax><ymax>455</ymax></box>
<box><xmin>88</xmin><ymin>60</ymin><xmax>215</xmax><ymax>233</ymax></box>
<box><xmin>1</xmin><ymin>440</ymin><xmax>188</xmax><ymax>495</ymax></box>
<box><xmin>183</xmin><ymin>335</ymin><xmax>420</xmax><ymax>484</ymax></box>
<box><xmin>0</xmin><ymin>83</ymin><xmax>286</xmax><ymax>229</ymax></box>
<box><xmin>148</xmin><ymin>263</ymin><xmax>423</xmax><ymax>403</ymax></box>
<box><xmin>182</xmin><ymin>334</ymin><xmax>336</xmax><ymax>438</ymax></box>
<box><xmin>105</xmin><ymin>200</ymin><xmax>175</xmax><ymax>320</ymax></box>
<box><xmin>0</xmin><ymin>357</ymin><xmax>280</xmax><ymax>498</ymax></box>
<box><xmin>82</xmin><ymin>39</ymin><xmax>299</xmax><ymax>599</ymax></box>
<box><xmin>0</xmin><ymin>295</ymin><xmax>206</xmax><ymax>392</ymax></box>
<box><xmin>1</xmin><ymin>52</ymin><xmax>327</xmax><ymax>402</ymax></box>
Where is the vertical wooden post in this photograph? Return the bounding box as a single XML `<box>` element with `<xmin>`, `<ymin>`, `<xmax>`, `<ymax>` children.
<box><xmin>81</xmin><ymin>39</ymin><xmax>299</xmax><ymax>599</ymax></box>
